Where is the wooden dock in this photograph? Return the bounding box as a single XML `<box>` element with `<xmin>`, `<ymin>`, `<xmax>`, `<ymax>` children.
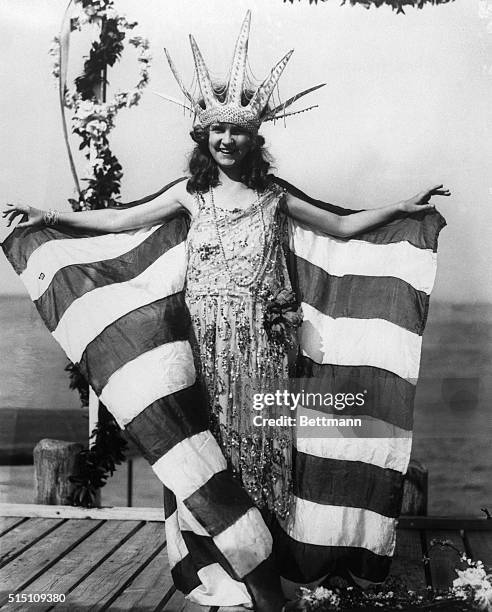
<box><xmin>0</xmin><ymin>504</ymin><xmax>491</xmax><ymax>611</ymax></box>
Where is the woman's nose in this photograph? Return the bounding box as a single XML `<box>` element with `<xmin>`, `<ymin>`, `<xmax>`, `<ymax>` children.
<box><xmin>221</xmin><ymin>130</ymin><xmax>233</xmax><ymax>145</ymax></box>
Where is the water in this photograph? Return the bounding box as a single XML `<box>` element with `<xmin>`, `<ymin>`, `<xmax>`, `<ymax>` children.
<box><xmin>0</xmin><ymin>296</ymin><xmax>490</xmax><ymax>514</ymax></box>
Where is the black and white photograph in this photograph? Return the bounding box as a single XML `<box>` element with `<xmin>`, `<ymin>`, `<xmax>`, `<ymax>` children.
<box><xmin>0</xmin><ymin>0</ymin><xmax>491</xmax><ymax>610</ymax></box>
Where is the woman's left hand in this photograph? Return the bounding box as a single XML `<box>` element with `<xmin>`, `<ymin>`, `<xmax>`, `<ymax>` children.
<box><xmin>400</xmin><ymin>184</ymin><xmax>451</xmax><ymax>214</ymax></box>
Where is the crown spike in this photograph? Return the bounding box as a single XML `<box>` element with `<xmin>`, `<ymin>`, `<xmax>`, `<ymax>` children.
<box><xmin>248</xmin><ymin>50</ymin><xmax>294</xmax><ymax>117</ymax></box>
<box><xmin>164</xmin><ymin>48</ymin><xmax>195</xmax><ymax>104</ymax></box>
<box><xmin>189</xmin><ymin>35</ymin><xmax>215</xmax><ymax>108</ymax></box>
<box><xmin>159</xmin><ymin>11</ymin><xmax>323</xmax><ymax>131</ymax></box>
<box><xmin>226</xmin><ymin>10</ymin><xmax>251</xmax><ymax>105</ymax></box>
<box><xmin>153</xmin><ymin>91</ymin><xmax>194</xmax><ymax>113</ymax></box>
<box><xmin>263</xmin><ymin>83</ymin><xmax>326</xmax><ymax>120</ymax></box>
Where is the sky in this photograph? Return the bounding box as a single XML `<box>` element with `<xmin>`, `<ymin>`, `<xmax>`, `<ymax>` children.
<box><xmin>0</xmin><ymin>0</ymin><xmax>491</xmax><ymax>302</ymax></box>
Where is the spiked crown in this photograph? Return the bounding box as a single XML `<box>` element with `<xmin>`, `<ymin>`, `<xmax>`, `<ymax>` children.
<box><xmin>158</xmin><ymin>11</ymin><xmax>325</xmax><ymax>132</ymax></box>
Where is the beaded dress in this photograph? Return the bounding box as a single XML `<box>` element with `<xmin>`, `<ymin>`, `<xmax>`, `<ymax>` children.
<box><xmin>185</xmin><ymin>182</ymin><xmax>295</xmax><ymax>520</ymax></box>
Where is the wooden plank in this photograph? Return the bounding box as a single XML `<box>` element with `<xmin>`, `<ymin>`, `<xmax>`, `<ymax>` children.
<box><xmin>399</xmin><ymin>516</ymin><xmax>492</xmax><ymax>530</ymax></box>
<box><xmin>465</xmin><ymin>530</ymin><xmax>492</xmax><ymax>566</ymax></box>
<box><xmin>109</xmin><ymin>545</ymin><xmax>175</xmax><ymax>611</ymax></box>
<box><xmin>0</xmin><ymin>519</ymin><xmax>102</xmax><ymax>604</ymax></box>
<box><xmin>0</xmin><ymin>518</ymin><xmax>63</xmax><ymax>569</ymax></box>
<box><xmin>51</xmin><ymin>522</ymin><xmax>166</xmax><ymax>610</ymax></box>
<box><xmin>389</xmin><ymin>528</ymin><xmax>427</xmax><ymax>591</ymax></box>
<box><xmin>425</xmin><ymin>530</ymin><xmax>465</xmax><ymax>592</ymax></box>
<box><xmin>0</xmin><ymin>503</ymin><xmax>165</xmax><ymax>521</ymax></box>
<box><xmin>1</xmin><ymin>520</ymin><xmax>142</xmax><ymax>612</ymax></box>
<box><xmin>0</xmin><ymin>518</ymin><xmax>25</xmax><ymax>537</ymax></box>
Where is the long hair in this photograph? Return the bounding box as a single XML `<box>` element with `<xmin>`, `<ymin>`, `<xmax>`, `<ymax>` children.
<box><xmin>186</xmin><ymin>126</ymin><xmax>273</xmax><ymax>194</ymax></box>
<box><xmin>186</xmin><ymin>86</ymin><xmax>274</xmax><ymax>194</ymax></box>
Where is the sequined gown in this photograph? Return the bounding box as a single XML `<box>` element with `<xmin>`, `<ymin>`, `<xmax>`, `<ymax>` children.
<box><xmin>185</xmin><ymin>183</ymin><xmax>295</xmax><ymax>519</ymax></box>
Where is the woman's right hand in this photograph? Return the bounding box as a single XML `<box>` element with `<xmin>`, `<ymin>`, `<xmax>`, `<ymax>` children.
<box><xmin>2</xmin><ymin>203</ymin><xmax>44</xmax><ymax>229</ymax></box>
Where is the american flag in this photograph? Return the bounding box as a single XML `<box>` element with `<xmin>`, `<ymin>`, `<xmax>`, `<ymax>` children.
<box><xmin>1</xmin><ymin>177</ymin><xmax>445</xmax><ymax>605</ymax></box>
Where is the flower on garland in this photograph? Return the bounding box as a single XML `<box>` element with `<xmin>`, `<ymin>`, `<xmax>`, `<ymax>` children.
<box><xmin>453</xmin><ymin>555</ymin><xmax>492</xmax><ymax>611</ymax></box>
<box><xmin>295</xmin><ymin>539</ymin><xmax>490</xmax><ymax>610</ymax></box>
<box><xmin>263</xmin><ymin>288</ymin><xmax>303</xmax><ymax>350</ymax></box>
<box><xmin>298</xmin><ymin>587</ymin><xmax>340</xmax><ymax>610</ymax></box>
<box><xmin>48</xmin><ymin>36</ymin><xmax>61</xmax><ymax>79</ymax></box>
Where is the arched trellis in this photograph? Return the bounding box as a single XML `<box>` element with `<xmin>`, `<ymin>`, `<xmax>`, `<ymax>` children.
<box><xmin>284</xmin><ymin>0</ymin><xmax>455</xmax><ymax>14</ymax></box>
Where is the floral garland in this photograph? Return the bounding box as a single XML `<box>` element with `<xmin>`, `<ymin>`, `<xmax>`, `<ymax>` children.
<box><xmin>49</xmin><ymin>0</ymin><xmax>151</xmax><ymax>211</ymax></box>
<box><xmin>296</xmin><ymin>539</ymin><xmax>491</xmax><ymax>610</ymax></box>
<box><xmin>49</xmin><ymin>0</ymin><xmax>150</xmax><ymax>507</ymax></box>
<box><xmin>68</xmin><ymin>402</ymin><xmax>128</xmax><ymax>508</ymax></box>
<box><xmin>283</xmin><ymin>0</ymin><xmax>455</xmax><ymax>13</ymax></box>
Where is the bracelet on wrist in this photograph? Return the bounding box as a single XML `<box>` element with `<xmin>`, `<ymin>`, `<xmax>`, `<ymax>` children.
<box><xmin>43</xmin><ymin>209</ymin><xmax>60</xmax><ymax>226</ymax></box>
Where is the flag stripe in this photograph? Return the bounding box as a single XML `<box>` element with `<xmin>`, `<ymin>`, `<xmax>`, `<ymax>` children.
<box><xmin>100</xmin><ymin>340</ymin><xmax>196</xmax><ymax>428</ymax></box>
<box><xmin>296</xmin><ymin>406</ymin><xmax>411</xmax><ymax>439</ymax></box>
<box><xmin>296</xmin><ymin>436</ymin><xmax>412</xmax><ymax>474</ymax></box>
<box><xmin>52</xmin><ymin>242</ymin><xmax>187</xmax><ymax>362</ymax></box>
<box><xmin>80</xmin><ymin>294</ymin><xmax>191</xmax><ymax>395</ymax></box>
<box><xmin>23</xmin><ymin>224</ymin><xmax>170</xmax><ymax>303</ymax></box>
<box><xmin>2</xmin><ymin>225</ymin><xmax>97</xmax><ymax>274</ymax></box>
<box><xmin>274</xmin><ymin>176</ymin><xmax>446</xmax><ymax>252</ymax></box>
<box><xmin>213</xmin><ymin>507</ymin><xmax>273</xmax><ymax>579</ymax></box>
<box><xmin>300</xmin><ymin>302</ymin><xmax>422</xmax><ymax>382</ymax></box>
<box><xmin>152</xmin><ymin>431</ymin><xmax>227</xmax><ymax>500</ymax></box>
<box><xmin>184</xmin><ymin>471</ymin><xmax>255</xmax><ymax>538</ymax></box>
<box><xmin>125</xmin><ymin>384</ymin><xmax>209</xmax><ymax>464</ymax></box>
<box><xmin>194</xmin><ymin>564</ymin><xmax>251</xmax><ymax>606</ymax></box>
<box><xmin>290</xmin><ymin>223</ymin><xmax>438</xmax><ymax>294</ymax></box>
<box><xmin>163</xmin><ymin>485</ymin><xmax>177</xmax><ymax>519</ymax></box>
<box><xmin>295</xmin><ymin>357</ymin><xmax>415</xmax><ymax>430</ymax></box>
<box><xmin>284</xmin><ymin>497</ymin><xmax>397</xmax><ymax>557</ymax></box>
<box><xmin>182</xmin><ymin>531</ymin><xmax>233</xmax><ymax>573</ymax></box>
<box><xmin>171</xmin><ymin>554</ymin><xmax>202</xmax><ymax>596</ymax></box>
<box><xmin>34</xmin><ymin>224</ymin><xmax>182</xmax><ymax>329</ymax></box>
<box><xmin>293</xmin><ymin>450</ymin><xmax>404</xmax><ymax>518</ymax></box>
<box><xmin>295</xmin><ymin>257</ymin><xmax>429</xmax><ymax>335</ymax></box>
<box><xmin>271</xmin><ymin>518</ymin><xmax>391</xmax><ymax>584</ymax></box>
<box><xmin>170</xmin><ymin>529</ymin><xmax>252</xmax><ymax>604</ymax></box>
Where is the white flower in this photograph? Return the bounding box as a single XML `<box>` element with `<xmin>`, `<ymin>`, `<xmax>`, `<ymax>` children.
<box><xmin>75</xmin><ymin>100</ymin><xmax>96</xmax><ymax>117</ymax></box>
<box><xmin>85</xmin><ymin>119</ymin><xmax>108</xmax><ymax>136</ymax></box>
<box><xmin>454</xmin><ymin>566</ymin><xmax>488</xmax><ymax>589</ymax></box>
<box><xmin>104</xmin><ymin>8</ymin><xmax>119</xmax><ymax>20</ymax></box>
<box><xmin>452</xmin><ymin>557</ymin><xmax>492</xmax><ymax>611</ymax></box>
<box><xmin>475</xmin><ymin>585</ymin><xmax>492</xmax><ymax>611</ymax></box>
<box><xmin>126</xmin><ymin>90</ymin><xmax>141</xmax><ymax>106</ymax></box>
<box><xmin>299</xmin><ymin>586</ymin><xmax>340</xmax><ymax>608</ymax></box>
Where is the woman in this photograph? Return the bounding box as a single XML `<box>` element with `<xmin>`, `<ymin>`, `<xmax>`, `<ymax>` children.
<box><xmin>2</xmin><ymin>11</ymin><xmax>449</xmax><ymax>611</ymax></box>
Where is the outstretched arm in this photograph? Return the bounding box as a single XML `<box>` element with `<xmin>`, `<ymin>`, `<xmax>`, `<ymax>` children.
<box><xmin>283</xmin><ymin>184</ymin><xmax>450</xmax><ymax>238</ymax></box>
<box><xmin>2</xmin><ymin>179</ymin><xmax>191</xmax><ymax>233</ymax></box>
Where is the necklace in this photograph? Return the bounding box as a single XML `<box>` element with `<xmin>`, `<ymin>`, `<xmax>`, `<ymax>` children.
<box><xmin>208</xmin><ymin>186</ymin><xmax>269</xmax><ymax>288</ymax></box>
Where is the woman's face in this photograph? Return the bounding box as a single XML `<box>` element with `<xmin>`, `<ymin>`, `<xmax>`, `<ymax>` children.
<box><xmin>208</xmin><ymin>122</ymin><xmax>255</xmax><ymax>168</ymax></box>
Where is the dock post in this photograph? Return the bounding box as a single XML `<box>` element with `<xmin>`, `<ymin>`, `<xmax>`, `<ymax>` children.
<box><xmin>33</xmin><ymin>438</ymin><xmax>84</xmax><ymax>505</ymax></box>
<box><xmin>401</xmin><ymin>459</ymin><xmax>428</xmax><ymax>516</ymax></box>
